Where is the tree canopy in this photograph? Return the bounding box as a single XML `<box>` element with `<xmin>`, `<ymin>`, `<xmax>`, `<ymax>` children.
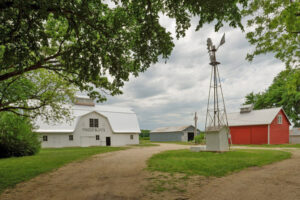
<box><xmin>0</xmin><ymin>69</ymin><xmax>76</xmax><ymax>121</ymax></box>
<box><xmin>0</xmin><ymin>0</ymin><xmax>248</xmax><ymax>103</ymax></box>
<box><xmin>244</xmin><ymin>68</ymin><xmax>300</xmax><ymax>126</ymax></box>
<box><xmin>244</xmin><ymin>0</ymin><xmax>300</xmax><ymax>68</ymax></box>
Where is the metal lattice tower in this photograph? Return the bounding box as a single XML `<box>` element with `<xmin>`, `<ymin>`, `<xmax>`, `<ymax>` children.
<box><xmin>204</xmin><ymin>34</ymin><xmax>229</xmax><ymax>132</ymax></box>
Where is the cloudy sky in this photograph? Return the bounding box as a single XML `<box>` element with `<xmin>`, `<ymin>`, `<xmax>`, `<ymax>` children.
<box><xmin>102</xmin><ymin>16</ymin><xmax>285</xmax><ymax>131</ymax></box>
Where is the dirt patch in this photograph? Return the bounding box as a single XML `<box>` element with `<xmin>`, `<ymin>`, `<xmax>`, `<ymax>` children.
<box><xmin>1</xmin><ymin>145</ymin><xmax>300</xmax><ymax>200</ymax></box>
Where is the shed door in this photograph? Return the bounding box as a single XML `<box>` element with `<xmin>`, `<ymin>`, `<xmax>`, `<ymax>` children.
<box><xmin>188</xmin><ymin>132</ymin><xmax>194</xmax><ymax>141</ymax></box>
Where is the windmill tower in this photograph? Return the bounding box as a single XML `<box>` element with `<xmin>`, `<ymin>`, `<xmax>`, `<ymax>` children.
<box><xmin>204</xmin><ymin>34</ymin><xmax>230</xmax><ymax>152</ymax></box>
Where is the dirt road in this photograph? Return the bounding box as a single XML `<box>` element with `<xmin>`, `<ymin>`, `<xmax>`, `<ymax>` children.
<box><xmin>1</xmin><ymin>145</ymin><xmax>300</xmax><ymax>200</ymax></box>
<box><xmin>0</xmin><ymin>144</ymin><xmax>188</xmax><ymax>200</ymax></box>
<box><xmin>188</xmin><ymin>149</ymin><xmax>300</xmax><ymax>200</ymax></box>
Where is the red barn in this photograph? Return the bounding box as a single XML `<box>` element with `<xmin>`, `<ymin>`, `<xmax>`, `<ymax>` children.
<box><xmin>227</xmin><ymin>106</ymin><xmax>291</xmax><ymax>145</ymax></box>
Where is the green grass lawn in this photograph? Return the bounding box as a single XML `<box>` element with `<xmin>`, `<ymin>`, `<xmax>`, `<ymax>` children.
<box><xmin>0</xmin><ymin>146</ymin><xmax>125</xmax><ymax>193</ymax></box>
<box><xmin>234</xmin><ymin>144</ymin><xmax>300</xmax><ymax>148</ymax></box>
<box><xmin>147</xmin><ymin>149</ymin><xmax>291</xmax><ymax>177</ymax></box>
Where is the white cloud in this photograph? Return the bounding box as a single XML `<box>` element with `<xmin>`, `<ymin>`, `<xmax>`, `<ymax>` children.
<box><xmin>101</xmin><ymin>17</ymin><xmax>285</xmax><ymax>130</ymax></box>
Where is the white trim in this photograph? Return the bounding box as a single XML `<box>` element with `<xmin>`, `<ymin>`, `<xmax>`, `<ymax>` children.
<box><xmin>279</xmin><ymin>108</ymin><xmax>292</xmax><ymax>125</ymax></box>
<box><xmin>37</xmin><ymin>130</ymin><xmax>74</xmax><ymax>133</ymax></box>
<box><xmin>268</xmin><ymin>124</ymin><xmax>270</xmax><ymax>144</ymax></box>
<box><xmin>277</xmin><ymin>114</ymin><xmax>282</xmax><ymax>124</ymax></box>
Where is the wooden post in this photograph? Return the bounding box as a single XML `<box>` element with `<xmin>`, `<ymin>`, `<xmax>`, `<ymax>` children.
<box><xmin>194</xmin><ymin>112</ymin><xmax>198</xmax><ymax>143</ymax></box>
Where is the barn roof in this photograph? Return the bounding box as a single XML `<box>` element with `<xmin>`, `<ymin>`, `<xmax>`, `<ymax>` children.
<box><xmin>151</xmin><ymin>125</ymin><xmax>194</xmax><ymax>133</ymax></box>
<box><xmin>227</xmin><ymin>107</ymin><xmax>290</xmax><ymax>126</ymax></box>
<box><xmin>35</xmin><ymin>105</ymin><xmax>141</xmax><ymax>133</ymax></box>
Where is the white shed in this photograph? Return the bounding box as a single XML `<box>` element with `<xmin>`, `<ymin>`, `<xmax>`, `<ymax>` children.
<box><xmin>35</xmin><ymin>97</ymin><xmax>140</xmax><ymax>148</ymax></box>
<box><xmin>290</xmin><ymin>128</ymin><xmax>300</xmax><ymax>144</ymax></box>
<box><xmin>150</xmin><ymin>125</ymin><xmax>200</xmax><ymax>142</ymax></box>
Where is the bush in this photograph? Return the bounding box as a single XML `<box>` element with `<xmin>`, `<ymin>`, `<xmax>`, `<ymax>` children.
<box><xmin>140</xmin><ymin>129</ymin><xmax>150</xmax><ymax>138</ymax></box>
<box><xmin>0</xmin><ymin>112</ymin><xmax>41</xmax><ymax>158</ymax></box>
<box><xmin>195</xmin><ymin>134</ymin><xmax>205</xmax><ymax>144</ymax></box>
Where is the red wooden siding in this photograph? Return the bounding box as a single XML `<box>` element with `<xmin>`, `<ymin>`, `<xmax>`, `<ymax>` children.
<box><xmin>269</xmin><ymin>110</ymin><xmax>289</xmax><ymax>144</ymax></box>
<box><xmin>230</xmin><ymin>125</ymin><xmax>268</xmax><ymax>144</ymax></box>
<box><xmin>229</xmin><ymin>109</ymin><xmax>290</xmax><ymax>145</ymax></box>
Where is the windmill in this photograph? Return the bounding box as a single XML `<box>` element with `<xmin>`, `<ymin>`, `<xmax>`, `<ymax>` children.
<box><xmin>204</xmin><ymin>34</ymin><xmax>230</xmax><ymax>152</ymax></box>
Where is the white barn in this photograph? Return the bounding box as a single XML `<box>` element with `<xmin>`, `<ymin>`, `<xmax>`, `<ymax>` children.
<box><xmin>35</xmin><ymin>96</ymin><xmax>140</xmax><ymax>148</ymax></box>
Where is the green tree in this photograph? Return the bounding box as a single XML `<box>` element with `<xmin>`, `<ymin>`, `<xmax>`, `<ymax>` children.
<box><xmin>0</xmin><ymin>69</ymin><xmax>76</xmax><ymax>122</ymax></box>
<box><xmin>0</xmin><ymin>0</ymin><xmax>248</xmax><ymax>102</ymax></box>
<box><xmin>244</xmin><ymin>68</ymin><xmax>300</xmax><ymax>126</ymax></box>
<box><xmin>0</xmin><ymin>112</ymin><xmax>41</xmax><ymax>158</ymax></box>
<box><xmin>244</xmin><ymin>0</ymin><xmax>300</xmax><ymax>68</ymax></box>
<box><xmin>140</xmin><ymin>129</ymin><xmax>150</xmax><ymax>138</ymax></box>
<box><xmin>244</xmin><ymin>92</ymin><xmax>258</xmax><ymax>105</ymax></box>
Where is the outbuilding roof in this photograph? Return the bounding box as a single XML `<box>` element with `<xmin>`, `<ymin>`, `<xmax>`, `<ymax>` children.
<box><xmin>35</xmin><ymin>105</ymin><xmax>140</xmax><ymax>133</ymax></box>
<box><xmin>227</xmin><ymin>107</ymin><xmax>290</xmax><ymax>127</ymax></box>
<box><xmin>151</xmin><ymin>125</ymin><xmax>194</xmax><ymax>133</ymax></box>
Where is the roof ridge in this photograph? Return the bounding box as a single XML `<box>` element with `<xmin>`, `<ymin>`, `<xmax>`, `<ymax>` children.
<box><xmin>228</xmin><ymin>107</ymin><xmax>281</xmax><ymax>114</ymax></box>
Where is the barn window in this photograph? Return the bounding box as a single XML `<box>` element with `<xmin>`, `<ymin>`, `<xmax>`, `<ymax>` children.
<box><xmin>96</xmin><ymin>135</ymin><xmax>100</xmax><ymax>140</ymax></box>
<box><xmin>130</xmin><ymin>135</ymin><xmax>134</xmax><ymax>140</ymax></box>
<box><xmin>89</xmin><ymin>118</ymin><xmax>94</xmax><ymax>127</ymax></box>
<box><xmin>69</xmin><ymin>135</ymin><xmax>73</xmax><ymax>141</ymax></box>
<box><xmin>277</xmin><ymin>115</ymin><xmax>282</xmax><ymax>124</ymax></box>
<box><xmin>89</xmin><ymin>119</ymin><xmax>99</xmax><ymax>127</ymax></box>
<box><xmin>94</xmin><ymin>119</ymin><xmax>99</xmax><ymax>127</ymax></box>
<box><xmin>43</xmin><ymin>136</ymin><xmax>48</xmax><ymax>142</ymax></box>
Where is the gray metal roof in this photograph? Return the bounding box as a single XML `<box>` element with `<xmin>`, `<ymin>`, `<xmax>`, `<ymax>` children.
<box><xmin>151</xmin><ymin>125</ymin><xmax>194</xmax><ymax>133</ymax></box>
<box><xmin>35</xmin><ymin>105</ymin><xmax>141</xmax><ymax>133</ymax></box>
<box><xmin>227</xmin><ymin>107</ymin><xmax>289</xmax><ymax>126</ymax></box>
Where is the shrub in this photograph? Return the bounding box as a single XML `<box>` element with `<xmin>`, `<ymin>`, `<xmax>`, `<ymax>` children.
<box><xmin>0</xmin><ymin>112</ymin><xmax>41</xmax><ymax>158</ymax></box>
<box><xmin>195</xmin><ymin>134</ymin><xmax>205</xmax><ymax>144</ymax></box>
<box><xmin>140</xmin><ymin>129</ymin><xmax>150</xmax><ymax>138</ymax></box>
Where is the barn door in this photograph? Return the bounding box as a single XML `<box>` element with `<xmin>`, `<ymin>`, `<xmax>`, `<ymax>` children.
<box><xmin>106</xmin><ymin>137</ymin><xmax>111</xmax><ymax>146</ymax></box>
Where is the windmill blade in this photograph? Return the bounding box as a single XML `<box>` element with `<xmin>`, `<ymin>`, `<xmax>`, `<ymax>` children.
<box><xmin>207</xmin><ymin>38</ymin><xmax>212</xmax><ymax>50</ymax></box>
<box><xmin>219</xmin><ymin>33</ymin><xmax>225</xmax><ymax>47</ymax></box>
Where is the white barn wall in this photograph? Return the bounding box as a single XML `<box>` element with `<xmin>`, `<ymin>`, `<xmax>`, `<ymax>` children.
<box><xmin>111</xmin><ymin>133</ymin><xmax>139</xmax><ymax>146</ymax></box>
<box><xmin>40</xmin><ymin>111</ymin><xmax>139</xmax><ymax>147</ymax></box>
<box><xmin>75</xmin><ymin>112</ymin><xmax>111</xmax><ymax>147</ymax></box>
<box><xmin>41</xmin><ymin>133</ymin><xmax>78</xmax><ymax>148</ymax></box>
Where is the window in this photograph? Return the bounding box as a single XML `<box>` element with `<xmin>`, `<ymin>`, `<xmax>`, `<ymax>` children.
<box><xmin>130</xmin><ymin>135</ymin><xmax>134</xmax><ymax>140</ymax></box>
<box><xmin>278</xmin><ymin>115</ymin><xmax>282</xmax><ymax>124</ymax></box>
<box><xmin>96</xmin><ymin>135</ymin><xmax>100</xmax><ymax>140</ymax></box>
<box><xmin>43</xmin><ymin>136</ymin><xmax>48</xmax><ymax>142</ymax></box>
<box><xmin>89</xmin><ymin>118</ymin><xmax>99</xmax><ymax>127</ymax></box>
<box><xmin>69</xmin><ymin>135</ymin><xmax>73</xmax><ymax>141</ymax></box>
<box><xmin>94</xmin><ymin>119</ymin><xmax>99</xmax><ymax>127</ymax></box>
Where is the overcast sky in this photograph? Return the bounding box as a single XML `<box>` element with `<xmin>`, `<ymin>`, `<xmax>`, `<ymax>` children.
<box><xmin>102</xmin><ymin>16</ymin><xmax>285</xmax><ymax>131</ymax></box>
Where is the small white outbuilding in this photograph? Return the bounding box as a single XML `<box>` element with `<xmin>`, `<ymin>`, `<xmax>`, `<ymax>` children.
<box><xmin>35</xmin><ymin>96</ymin><xmax>140</xmax><ymax>148</ymax></box>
